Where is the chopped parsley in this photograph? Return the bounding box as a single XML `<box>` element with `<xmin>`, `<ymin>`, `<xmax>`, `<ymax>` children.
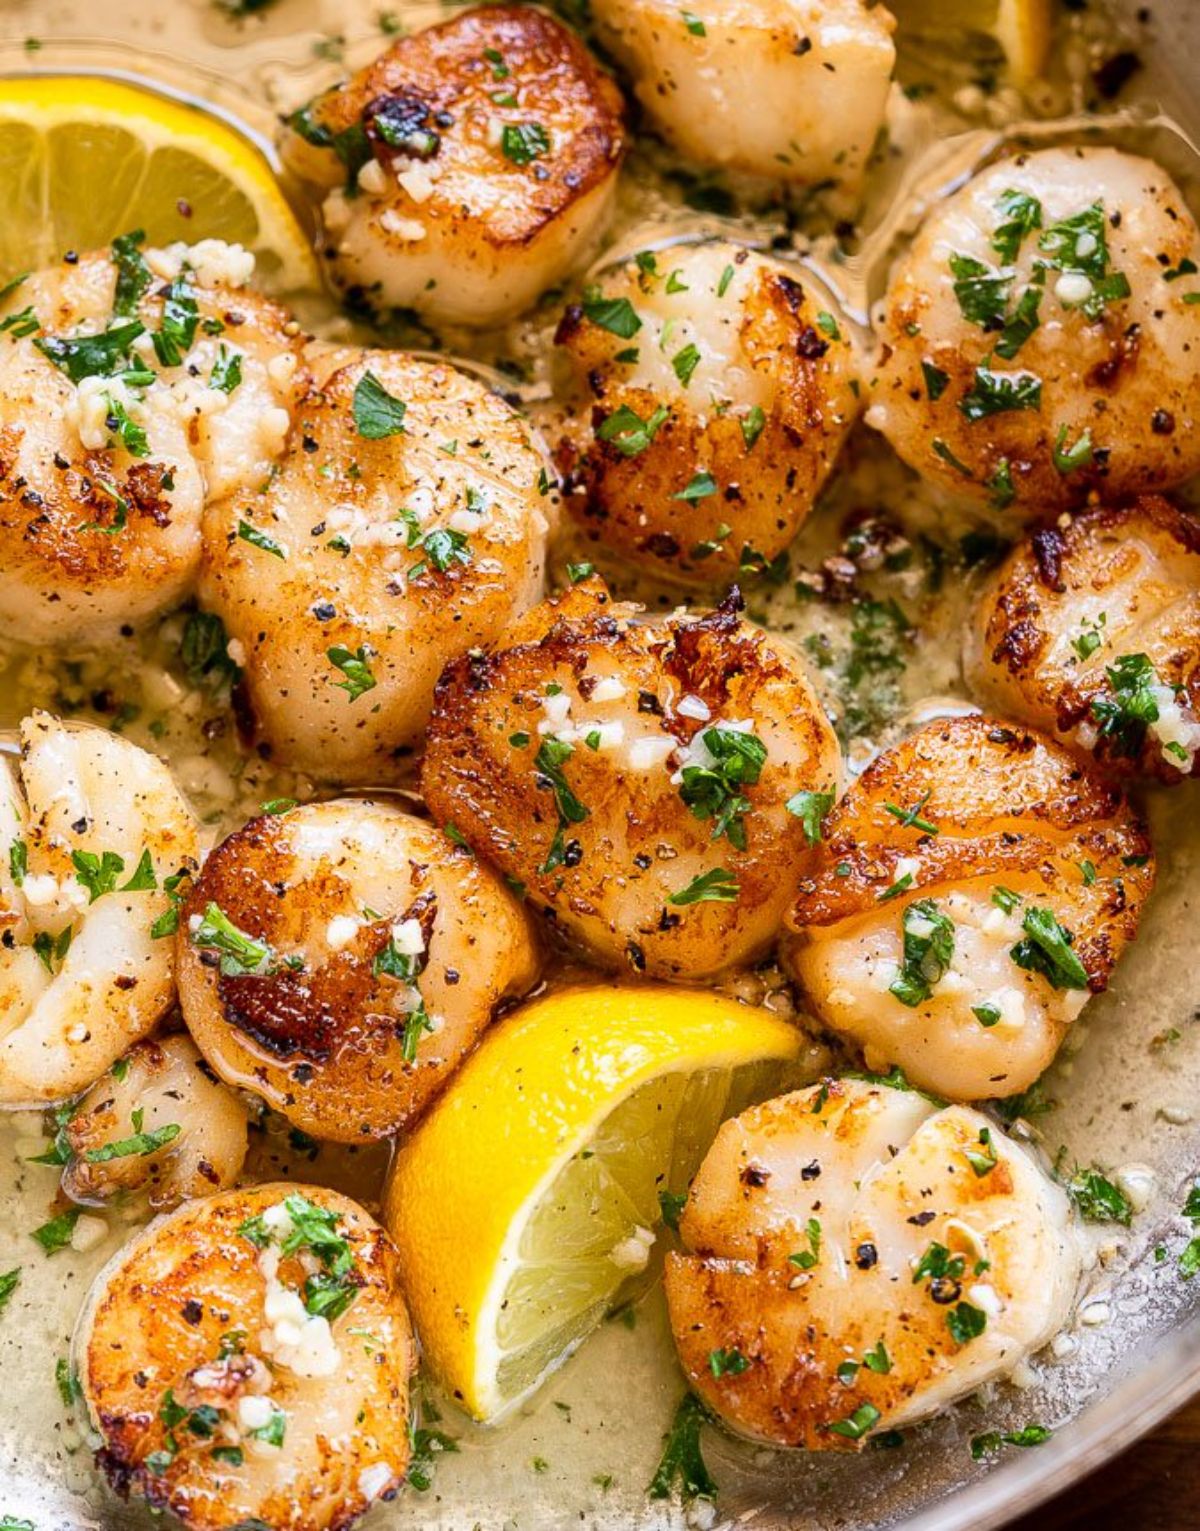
<box><xmin>677</xmin><ymin>727</ymin><xmax>767</xmax><ymax>850</ymax></box>
<box><xmin>181</xmin><ymin>609</ymin><xmax>241</xmax><ymax>694</ymax></box>
<box><xmin>597</xmin><ymin>403</ymin><xmax>670</xmax><ymax>457</ymax></box>
<box><xmin>986</xmin><ymin>458</ymin><xmax>1016</xmax><ymax>509</ymax></box>
<box><xmin>0</xmin><ymin>1268</ymin><xmax>20</xmax><ymax>1317</ymax></box>
<box><xmin>740</xmin><ymin>404</ymin><xmax>766</xmax><ymax>450</ymax></box>
<box><xmin>31</xmin><ymin>1207</ymin><xmax>81</xmax><ymax>1255</ymax></box>
<box><xmin>501</xmin><ymin>122</ymin><xmax>550</xmax><ymax>166</ymax></box>
<box><xmin>671</xmin><ymin>342</ymin><xmax>701</xmax><ymax>386</ymax></box>
<box><xmin>189</xmin><ymin>901</ymin><xmax>278</xmax><ymax>977</ymax></box>
<box><xmin>991</xmin><ymin>188</ymin><xmax>1043</xmax><ymax>264</ymax></box>
<box><xmin>921</xmin><ymin>360</ymin><xmax>949</xmax><ymax>400</ymax></box>
<box><xmin>828</xmin><ymin>1403</ymin><xmax>881</xmax><ymax>1441</ymax></box>
<box><xmin>888</xmin><ymin>898</ymin><xmax>955</xmax><ymax>1007</ymax></box>
<box><xmin>237</xmin><ymin>519</ymin><xmax>286</xmax><ymax>559</ymax></box>
<box><xmin>581</xmin><ymin>290</ymin><xmax>641</xmax><ymax>338</ymax></box>
<box><xmin>71</xmin><ymin>849</ymin><xmax>125</xmax><ymax>904</ymax></box>
<box><xmin>1066</xmin><ymin>1166</ymin><xmax>1132</xmax><ymax>1226</ymax></box>
<box><xmin>83</xmin><ymin>1108</ymin><xmax>181</xmax><ymax>1163</ymax></box>
<box><xmin>1052</xmin><ymin>423</ymin><xmax>1094</xmax><ymax>474</ymax></box>
<box><xmin>1010</xmin><ymin>906</ymin><xmax>1088</xmax><ymax>990</ymax></box>
<box><xmin>883</xmin><ymin>790</ymin><xmax>938</xmax><ymax>834</ymax></box>
<box><xmin>210</xmin><ymin>345</ymin><xmax>243</xmax><ymax>394</ymax></box>
<box><xmin>1090</xmin><ymin>652</ymin><xmax>1162</xmax><ymax>758</ymax></box>
<box><xmin>658</xmin><ymin>1189</ymin><xmax>687</xmax><ymax>1229</ymax></box>
<box><xmin>673</xmin><ymin>470</ymin><xmax>716</xmax><ymax>501</ymax></box>
<box><xmin>327</xmin><ymin>644</ymin><xmax>377</xmax><ymax>701</ymax></box>
<box><xmin>959</xmin><ymin>365</ymin><xmax>1042</xmax><ymax>421</ymax></box>
<box><xmin>946</xmin><ymin>1302</ymin><xmax>988</xmax><ymax>1345</ymax></box>
<box><xmin>152</xmin><ymin>276</ymin><xmax>199</xmax><ymax>367</ymax></box>
<box><xmin>353</xmin><ymin>370</ymin><xmax>407</xmax><ymax>438</ymax></box>
<box><xmin>787</xmin><ymin>1217</ymin><xmax>822</xmax><ymax>1272</ymax></box>
<box><xmin>708</xmin><ymin>1347</ymin><xmax>749</xmax><ymax>1378</ymax></box>
<box><xmin>408</xmin><ymin>1421</ymin><xmax>460</xmax><ymax>1492</ymax></box>
<box><xmin>970</xmin><ymin>1424</ymin><xmax>1052</xmax><ymax>1460</ymax></box>
<box><xmin>36</xmin><ymin>319</ymin><xmax>145</xmax><ymax>383</ymax></box>
<box><xmin>1037</xmin><ymin>202</ymin><xmax>1131</xmax><ymax>320</ymax></box>
<box><xmin>647</xmin><ymin>1394</ymin><xmax>716</xmax><ymax>1503</ymax></box>
<box><xmin>786</xmin><ymin>789</ymin><xmax>834</xmax><ymax>847</ymax></box>
<box><xmin>949</xmin><ymin>252</ymin><xmax>1011</xmax><ymax>330</ymax></box>
<box><xmin>669</xmin><ymin>867</ymin><xmax>739</xmax><ymax>905</ymax></box>
<box><xmin>1071</xmin><ymin>613</ymin><xmax>1106</xmax><ymax>661</ymax></box>
<box><xmin>963</xmin><ymin>1127</ymin><xmax>997</xmax><ymax>1177</ymax></box>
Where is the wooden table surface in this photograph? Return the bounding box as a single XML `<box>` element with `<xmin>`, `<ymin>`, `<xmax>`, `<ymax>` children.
<box><xmin>1007</xmin><ymin>1391</ymin><xmax>1200</xmax><ymax>1528</ymax></box>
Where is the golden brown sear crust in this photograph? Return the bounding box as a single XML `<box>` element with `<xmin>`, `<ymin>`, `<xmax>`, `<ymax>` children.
<box><xmin>0</xmin><ymin>440</ymin><xmax>174</xmax><ymax>583</ymax></box>
<box><xmin>79</xmin><ymin>1184</ymin><xmax>413</xmax><ymax>1531</ymax></box>
<box><xmin>305</xmin><ymin>4</ymin><xmax>626</xmax><ymax>251</ymax></box>
<box><xmin>665</xmin><ymin>1080</ymin><xmax>1079</xmax><ymax>1449</ymax></box>
<box><xmin>967</xmin><ymin>496</ymin><xmax>1200</xmax><ymax>784</ymax></box>
<box><xmin>423</xmin><ymin>577</ymin><xmax>841</xmax><ymax>979</ymax></box>
<box><xmin>557</xmin><ymin>253</ymin><xmax>859</xmax><ymax>583</ymax></box>
<box><xmin>787</xmin><ymin>714</ymin><xmax>1153</xmax><ymax>990</ymax></box>
<box><xmin>176</xmin><ymin>801</ymin><xmax>539</xmax><ymax>1141</ymax></box>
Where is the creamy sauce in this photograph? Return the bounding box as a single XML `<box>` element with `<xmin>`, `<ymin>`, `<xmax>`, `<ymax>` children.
<box><xmin>1</xmin><ymin>2</ymin><xmax>1199</xmax><ymax>1529</ymax></box>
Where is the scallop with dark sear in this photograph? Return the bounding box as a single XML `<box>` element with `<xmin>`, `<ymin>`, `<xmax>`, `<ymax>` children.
<box><xmin>282</xmin><ymin>4</ymin><xmax>627</xmax><ymax>326</ymax></box>
<box><xmin>965</xmin><ymin>496</ymin><xmax>1200</xmax><ymax>782</ymax></box>
<box><xmin>422</xmin><ymin>577</ymin><xmax>841</xmax><ymax>980</ymax></box>
<box><xmin>75</xmin><ymin>1183</ymin><xmax>415</xmax><ymax>1530</ymax></box>
<box><xmin>556</xmin><ymin>241</ymin><xmax>861</xmax><ymax>586</ymax></box>
<box><xmin>781</xmin><ymin>715</ymin><xmax>1154</xmax><ymax>1101</ymax></box>
<box><xmin>176</xmin><ymin>799</ymin><xmax>539</xmax><ymax>1141</ymax></box>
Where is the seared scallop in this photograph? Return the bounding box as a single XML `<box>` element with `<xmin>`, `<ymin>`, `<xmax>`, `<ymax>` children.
<box><xmin>200</xmin><ymin>349</ymin><xmax>552</xmax><ymax>783</ymax></box>
<box><xmin>62</xmin><ymin>1034</ymin><xmax>251</xmax><ymax>1212</ymax></box>
<box><xmin>283</xmin><ymin>4</ymin><xmax>626</xmax><ymax>327</ymax></box>
<box><xmin>422</xmin><ymin>578</ymin><xmax>841</xmax><ymax>980</ymax></box>
<box><xmin>176</xmin><ymin>799</ymin><xmax>539</xmax><ymax>1141</ymax></box>
<box><xmin>75</xmin><ymin>1183</ymin><xmax>414</xmax><ymax>1531</ymax></box>
<box><xmin>589</xmin><ymin>0</ymin><xmax>895</xmax><ymax>204</ymax></box>
<box><xmin>0</xmin><ymin>240</ymin><xmax>306</xmax><ymax>643</ymax></box>
<box><xmin>556</xmin><ymin>241</ymin><xmax>861</xmax><ymax>584</ymax></box>
<box><xmin>780</xmin><ymin>715</ymin><xmax>1153</xmax><ymax>1101</ymax></box>
<box><xmin>665</xmin><ymin>1077</ymin><xmax>1081</xmax><ymax>1448</ymax></box>
<box><xmin>868</xmin><ymin>148</ymin><xmax>1200</xmax><ymax>515</ymax></box>
<box><xmin>0</xmin><ymin>713</ymin><xmax>199</xmax><ymax>1106</ymax></box>
<box><xmin>966</xmin><ymin>496</ymin><xmax>1200</xmax><ymax>782</ymax></box>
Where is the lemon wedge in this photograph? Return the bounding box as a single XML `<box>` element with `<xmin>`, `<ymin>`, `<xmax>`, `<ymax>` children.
<box><xmin>383</xmin><ymin>984</ymin><xmax>802</xmax><ymax>1423</ymax></box>
<box><xmin>0</xmin><ymin>76</ymin><xmax>317</xmax><ymax>290</ymax></box>
<box><xmin>890</xmin><ymin>0</ymin><xmax>1054</xmax><ymax>84</ymax></box>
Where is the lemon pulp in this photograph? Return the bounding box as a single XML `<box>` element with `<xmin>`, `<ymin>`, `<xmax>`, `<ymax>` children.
<box><xmin>384</xmin><ymin>985</ymin><xmax>804</xmax><ymax>1421</ymax></box>
<box><xmin>0</xmin><ymin>76</ymin><xmax>317</xmax><ymax>290</ymax></box>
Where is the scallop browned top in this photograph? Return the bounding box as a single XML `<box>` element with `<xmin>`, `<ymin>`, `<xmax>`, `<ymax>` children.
<box><xmin>788</xmin><ymin>714</ymin><xmax>1153</xmax><ymax>987</ymax></box>
<box><xmin>555</xmin><ymin>241</ymin><xmax>861</xmax><ymax>585</ymax></box>
<box><xmin>966</xmin><ymin>496</ymin><xmax>1200</xmax><ymax>783</ymax></box>
<box><xmin>305</xmin><ymin>6</ymin><xmax>623</xmax><ymax>239</ymax></box>
<box><xmin>76</xmin><ymin>1183</ymin><xmax>414</xmax><ymax>1531</ymax></box>
<box><xmin>284</xmin><ymin>5</ymin><xmax>627</xmax><ymax>324</ymax></box>
<box><xmin>175</xmin><ymin>800</ymin><xmax>539</xmax><ymax>1142</ymax></box>
<box><xmin>867</xmin><ymin>148</ymin><xmax>1200</xmax><ymax>516</ymax></box>
<box><xmin>422</xmin><ymin>577</ymin><xmax>841</xmax><ymax>980</ymax></box>
<box><xmin>664</xmin><ymin>1078</ymin><xmax>1080</xmax><ymax>1449</ymax></box>
<box><xmin>0</xmin><ymin>250</ymin><xmax>306</xmax><ymax>643</ymax></box>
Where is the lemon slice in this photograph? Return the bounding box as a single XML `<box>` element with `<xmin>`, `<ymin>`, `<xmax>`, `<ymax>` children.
<box><xmin>890</xmin><ymin>0</ymin><xmax>1054</xmax><ymax>84</ymax></box>
<box><xmin>0</xmin><ymin>76</ymin><xmax>317</xmax><ymax>290</ymax></box>
<box><xmin>383</xmin><ymin>984</ymin><xmax>802</xmax><ymax>1422</ymax></box>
